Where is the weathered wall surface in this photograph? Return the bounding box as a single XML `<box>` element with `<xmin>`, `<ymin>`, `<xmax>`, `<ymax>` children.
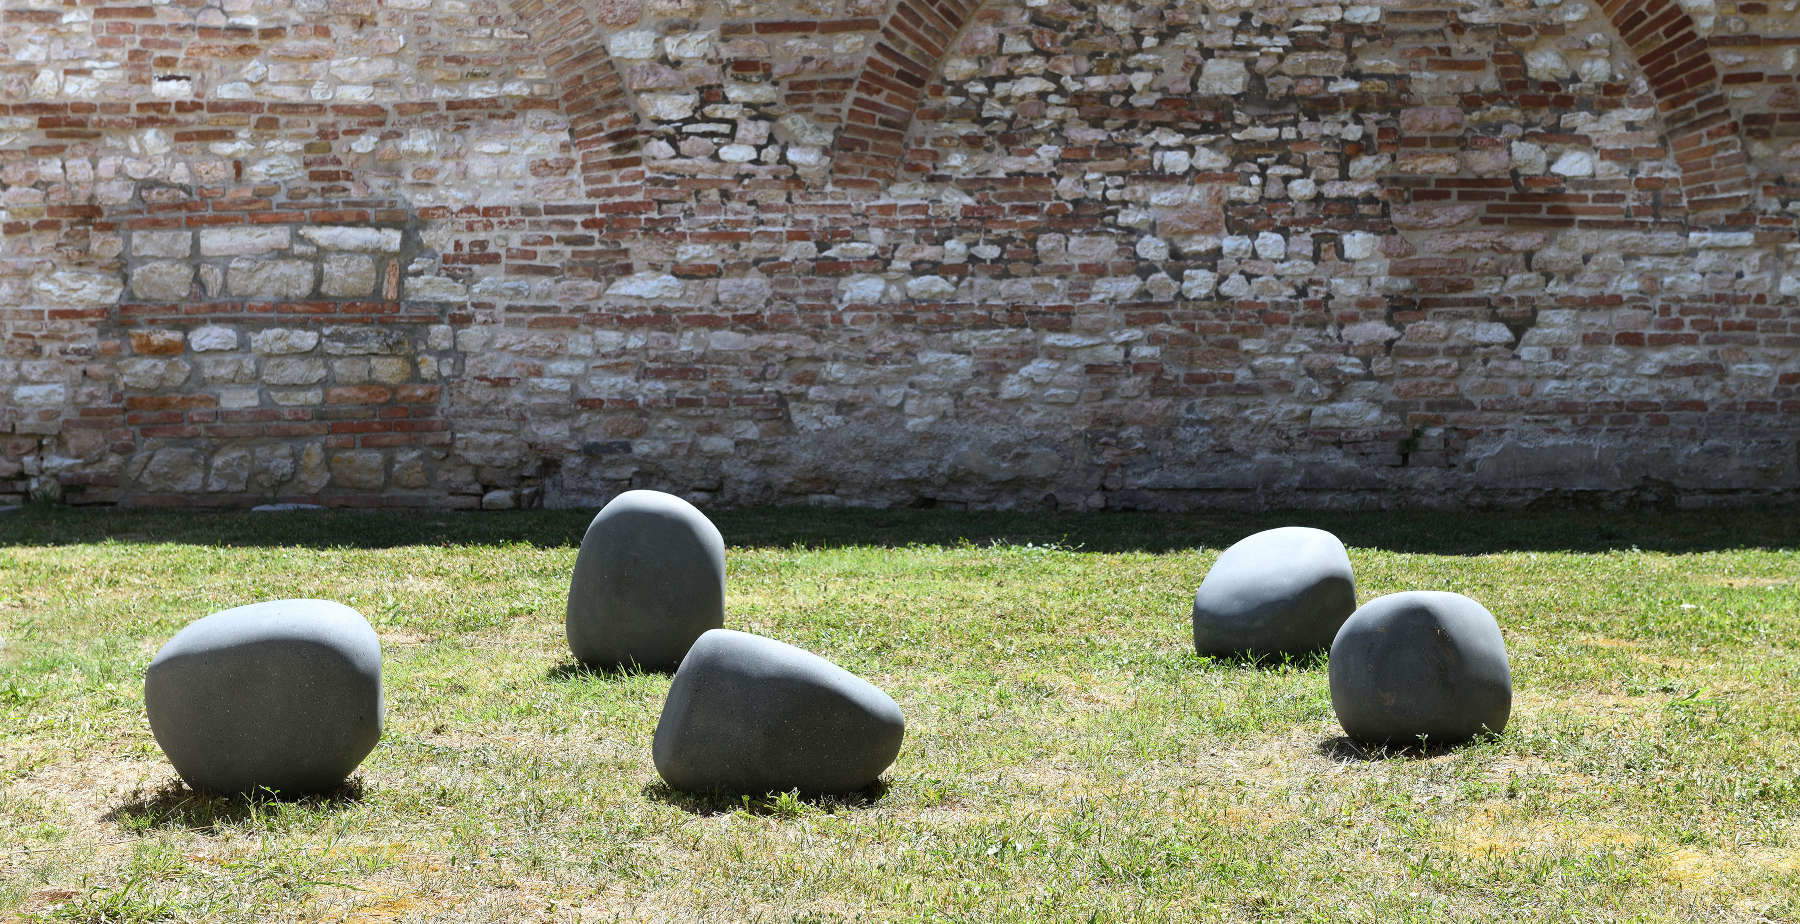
<box><xmin>2</xmin><ymin>0</ymin><xmax>1797</xmax><ymax>510</ymax></box>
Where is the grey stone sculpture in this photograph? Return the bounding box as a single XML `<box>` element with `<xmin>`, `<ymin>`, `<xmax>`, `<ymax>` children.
<box><xmin>1329</xmin><ymin>591</ymin><xmax>1512</xmax><ymax>746</ymax></box>
<box><xmin>1191</xmin><ymin>526</ymin><xmax>1357</xmax><ymax>658</ymax></box>
<box><xmin>566</xmin><ymin>490</ymin><xmax>726</xmax><ymax>670</ymax></box>
<box><xmin>653</xmin><ymin>629</ymin><xmax>905</xmax><ymax>795</ymax></box>
<box><xmin>145</xmin><ymin>599</ymin><xmax>383</xmax><ymax>795</ymax></box>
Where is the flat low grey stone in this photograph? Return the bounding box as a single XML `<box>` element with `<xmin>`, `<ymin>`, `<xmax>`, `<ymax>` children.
<box><xmin>145</xmin><ymin>599</ymin><xmax>383</xmax><ymax>795</ymax></box>
<box><xmin>1329</xmin><ymin>591</ymin><xmax>1512</xmax><ymax>746</ymax></box>
<box><xmin>1192</xmin><ymin>526</ymin><xmax>1356</xmax><ymax>657</ymax></box>
<box><xmin>653</xmin><ymin>629</ymin><xmax>904</xmax><ymax>795</ymax></box>
<box><xmin>566</xmin><ymin>490</ymin><xmax>725</xmax><ymax>670</ymax></box>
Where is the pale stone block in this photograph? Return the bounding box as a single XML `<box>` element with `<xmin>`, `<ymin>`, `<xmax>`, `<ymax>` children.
<box><xmin>137</xmin><ymin>448</ymin><xmax>205</xmax><ymax>492</ymax></box>
<box><xmin>12</xmin><ymin>383</ymin><xmax>66</xmax><ymax>408</ymax></box>
<box><xmin>252</xmin><ymin>328</ymin><xmax>320</xmax><ymax>354</ymax></box>
<box><xmin>369</xmin><ymin>356</ymin><xmax>412</xmax><ymax>385</ymax></box>
<box><xmin>1196</xmin><ymin>58</ymin><xmax>1247</xmax><ymax>95</ymax></box>
<box><xmin>132</xmin><ymin>230</ymin><xmax>192</xmax><ymax>258</ymax></box>
<box><xmin>120</xmin><ymin>359</ymin><xmax>191</xmax><ymax>390</ymax></box>
<box><xmin>270</xmin><ymin>388</ymin><xmax>324</xmax><ymax>407</ymax></box>
<box><xmin>262</xmin><ymin>358</ymin><xmax>328</xmax><ymax>386</ymax></box>
<box><xmin>329</xmin><ymin>450</ymin><xmax>386</xmax><ymax>490</ymax></box>
<box><xmin>228</xmin><ymin>258</ymin><xmax>315</xmax><ymax>299</ymax></box>
<box><xmin>34</xmin><ymin>271</ymin><xmax>123</xmax><ymax>308</ymax></box>
<box><xmin>298</xmin><ymin>226</ymin><xmax>402</xmax><ymax>253</ymax></box>
<box><xmin>130</xmin><ymin>262</ymin><xmax>194</xmax><ymax>301</ymax></box>
<box><xmin>607</xmin><ymin>273</ymin><xmax>683</xmax><ymax>300</ymax></box>
<box><xmin>187</xmin><ymin>326</ymin><xmax>238</xmax><ymax>352</ymax></box>
<box><xmin>200</xmin><ymin>226</ymin><xmax>292</xmax><ymax>256</ymax></box>
<box><xmin>216</xmin><ymin>387</ymin><xmax>261</xmax><ymax>410</ymax></box>
<box><xmin>320</xmin><ymin>254</ymin><xmax>377</xmax><ymax>297</ymax></box>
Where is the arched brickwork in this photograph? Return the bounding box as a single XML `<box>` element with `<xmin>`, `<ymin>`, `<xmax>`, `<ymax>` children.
<box><xmin>1598</xmin><ymin>0</ymin><xmax>1756</xmax><ymax>223</ymax></box>
<box><xmin>830</xmin><ymin>0</ymin><xmax>985</xmax><ymax>186</ymax></box>
<box><xmin>832</xmin><ymin>0</ymin><xmax>1759</xmax><ymax>224</ymax></box>
<box><xmin>504</xmin><ymin>0</ymin><xmax>645</xmax><ymax>200</ymax></box>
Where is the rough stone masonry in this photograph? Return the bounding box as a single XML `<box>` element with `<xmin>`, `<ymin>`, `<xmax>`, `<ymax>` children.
<box><xmin>2</xmin><ymin>0</ymin><xmax>1797</xmax><ymax>510</ymax></box>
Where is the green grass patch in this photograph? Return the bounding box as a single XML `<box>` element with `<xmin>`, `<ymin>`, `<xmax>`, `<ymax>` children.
<box><xmin>1</xmin><ymin>507</ymin><xmax>1797</xmax><ymax>921</ymax></box>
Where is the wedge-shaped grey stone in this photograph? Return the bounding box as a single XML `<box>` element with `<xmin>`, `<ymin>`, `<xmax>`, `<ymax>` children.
<box><xmin>653</xmin><ymin>629</ymin><xmax>904</xmax><ymax>795</ymax></box>
<box><xmin>145</xmin><ymin>599</ymin><xmax>382</xmax><ymax>795</ymax></box>
<box><xmin>1192</xmin><ymin>526</ymin><xmax>1356</xmax><ymax>657</ymax></box>
<box><xmin>1329</xmin><ymin>591</ymin><xmax>1512</xmax><ymax>746</ymax></box>
<box><xmin>566</xmin><ymin>490</ymin><xmax>724</xmax><ymax>670</ymax></box>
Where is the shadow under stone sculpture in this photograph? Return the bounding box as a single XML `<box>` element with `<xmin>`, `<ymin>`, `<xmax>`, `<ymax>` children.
<box><xmin>653</xmin><ymin>629</ymin><xmax>904</xmax><ymax>795</ymax></box>
<box><xmin>1329</xmin><ymin>591</ymin><xmax>1512</xmax><ymax>746</ymax></box>
<box><xmin>566</xmin><ymin>490</ymin><xmax>725</xmax><ymax>671</ymax></box>
<box><xmin>1191</xmin><ymin>526</ymin><xmax>1357</xmax><ymax>658</ymax></box>
<box><xmin>145</xmin><ymin>599</ymin><xmax>383</xmax><ymax>796</ymax></box>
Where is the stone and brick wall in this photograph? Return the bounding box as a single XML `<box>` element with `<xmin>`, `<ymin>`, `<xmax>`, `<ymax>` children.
<box><xmin>2</xmin><ymin>0</ymin><xmax>1796</xmax><ymax>510</ymax></box>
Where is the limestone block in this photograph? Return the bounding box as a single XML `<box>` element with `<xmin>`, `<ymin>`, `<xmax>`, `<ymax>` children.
<box><xmin>641</xmin><ymin>93</ymin><xmax>698</xmax><ymax>121</ymax></box>
<box><xmin>136</xmin><ymin>448</ymin><xmax>205</xmax><ymax>493</ymax></box>
<box><xmin>322</xmin><ymin>327</ymin><xmax>407</xmax><ymax>356</ymax></box>
<box><xmin>653</xmin><ymin>629</ymin><xmax>904</xmax><ymax>795</ymax></box>
<box><xmin>120</xmin><ymin>358</ymin><xmax>191</xmax><ymax>390</ymax></box>
<box><xmin>12</xmin><ymin>384</ymin><xmax>66</xmax><ymax>408</ymax></box>
<box><xmin>296</xmin><ymin>444</ymin><xmax>329</xmax><ymax>493</ymax></box>
<box><xmin>1192</xmin><ymin>527</ymin><xmax>1356</xmax><ymax>657</ymax></box>
<box><xmin>298</xmin><ymin>226</ymin><xmax>402</xmax><ymax>253</ymax></box>
<box><xmin>1329</xmin><ymin>591</ymin><xmax>1511</xmax><ymax>745</ymax></box>
<box><xmin>261</xmin><ymin>357</ymin><xmax>328</xmax><ymax>387</ymax></box>
<box><xmin>200</xmin><ymin>226</ymin><xmax>292</xmax><ymax>256</ymax></box>
<box><xmin>252</xmin><ymin>328</ymin><xmax>320</xmax><ymax>355</ymax></box>
<box><xmin>329</xmin><ymin>450</ymin><xmax>386</xmax><ymax>490</ymax></box>
<box><xmin>369</xmin><ymin>356</ymin><xmax>412</xmax><ymax>385</ymax></box>
<box><xmin>228</xmin><ymin>258</ymin><xmax>314</xmax><ymax>300</ymax></box>
<box><xmin>566</xmin><ymin>490</ymin><xmax>725</xmax><ymax>670</ymax></box>
<box><xmin>145</xmin><ymin>599</ymin><xmax>382</xmax><ymax>795</ymax></box>
<box><xmin>132</xmin><ymin>230</ymin><xmax>193</xmax><ymax>258</ymax></box>
<box><xmin>130</xmin><ymin>262</ymin><xmax>195</xmax><ymax>301</ymax></box>
<box><xmin>320</xmin><ymin>254</ymin><xmax>378</xmax><ymax>297</ymax></box>
<box><xmin>34</xmin><ymin>270</ymin><xmax>123</xmax><ymax>308</ymax></box>
<box><xmin>216</xmin><ymin>386</ymin><xmax>260</xmax><ymax>410</ymax></box>
<box><xmin>1196</xmin><ymin>58</ymin><xmax>1248</xmax><ymax>95</ymax></box>
<box><xmin>187</xmin><ymin>326</ymin><xmax>238</xmax><ymax>352</ymax></box>
<box><xmin>251</xmin><ymin>446</ymin><xmax>296</xmax><ymax>489</ymax></box>
<box><xmin>906</xmin><ymin>275</ymin><xmax>957</xmax><ymax>300</ymax></box>
<box><xmin>606</xmin><ymin>273</ymin><xmax>683</xmax><ymax>300</ymax></box>
<box><xmin>207</xmin><ymin>446</ymin><xmax>254</xmax><ymax>491</ymax></box>
<box><xmin>390</xmin><ymin>450</ymin><xmax>429</xmax><ymax>489</ymax></box>
<box><xmin>200</xmin><ymin>357</ymin><xmax>257</xmax><ymax>384</ymax></box>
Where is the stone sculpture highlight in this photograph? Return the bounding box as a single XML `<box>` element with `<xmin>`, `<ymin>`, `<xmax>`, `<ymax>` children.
<box><xmin>566</xmin><ymin>490</ymin><xmax>726</xmax><ymax>670</ymax></box>
<box><xmin>145</xmin><ymin>599</ymin><xmax>383</xmax><ymax>795</ymax></box>
<box><xmin>1191</xmin><ymin>526</ymin><xmax>1357</xmax><ymax>658</ymax></box>
<box><xmin>653</xmin><ymin>629</ymin><xmax>905</xmax><ymax>795</ymax></box>
<box><xmin>1329</xmin><ymin>591</ymin><xmax>1512</xmax><ymax>746</ymax></box>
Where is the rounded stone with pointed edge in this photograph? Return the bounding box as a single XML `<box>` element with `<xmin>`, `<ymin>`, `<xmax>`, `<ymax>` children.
<box><xmin>653</xmin><ymin>629</ymin><xmax>905</xmax><ymax>795</ymax></box>
<box><xmin>145</xmin><ymin>599</ymin><xmax>382</xmax><ymax>796</ymax></box>
<box><xmin>566</xmin><ymin>490</ymin><xmax>725</xmax><ymax>671</ymax></box>
<box><xmin>1329</xmin><ymin>591</ymin><xmax>1512</xmax><ymax>746</ymax></box>
<box><xmin>1191</xmin><ymin>526</ymin><xmax>1357</xmax><ymax>658</ymax></box>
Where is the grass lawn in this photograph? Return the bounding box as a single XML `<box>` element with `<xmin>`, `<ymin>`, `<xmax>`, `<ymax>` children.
<box><xmin>2</xmin><ymin>506</ymin><xmax>1798</xmax><ymax>922</ymax></box>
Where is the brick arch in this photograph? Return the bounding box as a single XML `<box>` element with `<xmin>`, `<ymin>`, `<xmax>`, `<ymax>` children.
<box><xmin>502</xmin><ymin>0</ymin><xmax>645</xmax><ymax>199</ymax></box>
<box><xmin>829</xmin><ymin>0</ymin><xmax>986</xmax><ymax>187</ymax></box>
<box><xmin>831</xmin><ymin>0</ymin><xmax>1759</xmax><ymax>222</ymax></box>
<box><xmin>1599</xmin><ymin>0</ymin><xmax>1755</xmax><ymax>223</ymax></box>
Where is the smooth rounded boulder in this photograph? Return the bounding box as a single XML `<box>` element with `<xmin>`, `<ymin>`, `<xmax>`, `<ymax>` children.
<box><xmin>566</xmin><ymin>490</ymin><xmax>725</xmax><ymax>670</ymax></box>
<box><xmin>1329</xmin><ymin>591</ymin><xmax>1512</xmax><ymax>746</ymax></box>
<box><xmin>1191</xmin><ymin>526</ymin><xmax>1356</xmax><ymax>658</ymax></box>
<box><xmin>653</xmin><ymin>629</ymin><xmax>905</xmax><ymax>795</ymax></box>
<box><xmin>145</xmin><ymin>599</ymin><xmax>382</xmax><ymax>796</ymax></box>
